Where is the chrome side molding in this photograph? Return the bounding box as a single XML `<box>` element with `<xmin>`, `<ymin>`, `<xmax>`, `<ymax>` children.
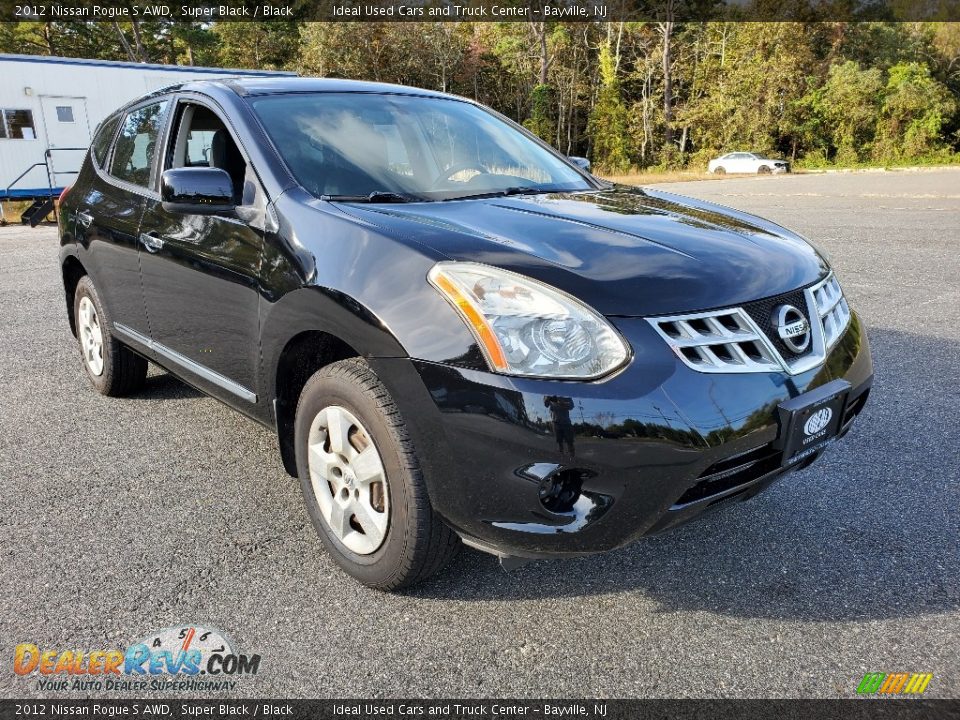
<box><xmin>113</xmin><ymin>322</ymin><xmax>257</xmax><ymax>403</ymax></box>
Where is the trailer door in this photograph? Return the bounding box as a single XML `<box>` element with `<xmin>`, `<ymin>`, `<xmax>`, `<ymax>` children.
<box><xmin>39</xmin><ymin>96</ymin><xmax>91</xmax><ymax>190</ymax></box>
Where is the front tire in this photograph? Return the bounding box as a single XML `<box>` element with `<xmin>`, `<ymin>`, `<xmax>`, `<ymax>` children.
<box><xmin>73</xmin><ymin>275</ymin><xmax>147</xmax><ymax>396</ymax></box>
<box><xmin>295</xmin><ymin>359</ymin><xmax>459</xmax><ymax>590</ymax></box>
<box><xmin>714</xmin><ymin>166</ymin><xmax>726</xmax><ymax>175</ymax></box>
<box><xmin>758</xmin><ymin>165</ymin><xmax>772</xmax><ymax>174</ymax></box>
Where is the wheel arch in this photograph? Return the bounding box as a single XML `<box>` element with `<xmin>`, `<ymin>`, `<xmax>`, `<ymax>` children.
<box><xmin>273</xmin><ymin>330</ymin><xmax>363</xmax><ymax>476</ymax></box>
<box><xmin>61</xmin><ymin>254</ymin><xmax>88</xmax><ymax>338</ymax></box>
<box><xmin>263</xmin><ymin>286</ymin><xmax>410</xmax><ymax>477</ymax></box>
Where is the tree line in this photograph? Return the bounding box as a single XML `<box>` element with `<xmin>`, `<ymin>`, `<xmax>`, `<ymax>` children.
<box><xmin>3</xmin><ymin>20</ymin><xmax>959</xmax><ymax>171</ymax></box>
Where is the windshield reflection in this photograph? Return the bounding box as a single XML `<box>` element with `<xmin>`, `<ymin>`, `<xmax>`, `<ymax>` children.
<box><xmin>251</xmin><ymin>92</ymin><xmax>593</xmax><ymax>201</ymax></box>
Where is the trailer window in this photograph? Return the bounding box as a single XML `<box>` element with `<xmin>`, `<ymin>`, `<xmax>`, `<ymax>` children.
<box><xmin>0</xmin><ymin>109</ymin><xmax>36</xmax><ymax>140</ymax></box>
<box><xmin>110</xmin><ymin>101</ymin><xmax>168</xmax><ymax>188</ymax></box>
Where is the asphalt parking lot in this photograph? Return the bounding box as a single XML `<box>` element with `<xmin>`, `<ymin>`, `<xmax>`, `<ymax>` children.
<box><xmin>1</xmin><ymin>169</ymin><xmax>958</xmax><ymax>699</ymax></box>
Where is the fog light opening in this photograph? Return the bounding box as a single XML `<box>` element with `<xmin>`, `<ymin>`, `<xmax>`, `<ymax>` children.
<box><xmin>538</xmin><ymin>469</ymin><xmax>584</xmax><ymax>514</ymax></box>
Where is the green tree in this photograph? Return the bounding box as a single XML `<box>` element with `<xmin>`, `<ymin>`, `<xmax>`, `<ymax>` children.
<box><xmin>874</xmin><ymin>61</ymin><xmax>957</xmax><ymax>161</ymax></box>
<box><xmin>677</xmin><ymin>23</ymin><xmax>818</xmax><ymax>160</ymax></box>
<box><xmin>811</xmin><ymin>60</ymin><xmax>883</xmax><ymax>163</ymax></box>
<box><xmin>0</xmin><ymin>21</ymin><xmax>123</xmax><ymax>59</ymax></box>
<box><xmin>524</xmin><ymin>83</ymin><xmax>556</xmax><ymax>142</ymax></box>
<box><xmin>215</xmin><ymin>22</ymin><xmax>300</xmax><ymax>70</ymax></box>
<box><xmin>0</xmin><ymin>22</ymin><xmax>61</xmax><ymax>55</ymax></box>
<box><xmin>298</xmin><ymin>22</ymin><xmax>468</xmax><ymax>92</ymax></box>
<box><xmin>588</xmin><ymin>42</ymin><xmax>631</xmax><ymax>171</ymax></box>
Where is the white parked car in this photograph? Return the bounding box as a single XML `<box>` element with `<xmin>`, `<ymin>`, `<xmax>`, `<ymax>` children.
<box><xmin>708</xmin><ymin>152</ymin><xmax>790</xmax><ymax>175</ymax></box>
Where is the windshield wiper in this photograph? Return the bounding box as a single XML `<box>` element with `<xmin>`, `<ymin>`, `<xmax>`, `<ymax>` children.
<box><xmin>322</xmin><ymin>191</ymin><xmax>423</xmax><ymax>203</ymax></box>
<box><xmin>443</xmin><ymin>186</ymin><xmax>570</xmax><ymax>202</ymax></box>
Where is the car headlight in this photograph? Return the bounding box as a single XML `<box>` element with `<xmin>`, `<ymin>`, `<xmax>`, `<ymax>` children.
<box><xmin>428</xmin><ymin>261</ymin><xmax>630</xmax><ymax>379</ymax></box>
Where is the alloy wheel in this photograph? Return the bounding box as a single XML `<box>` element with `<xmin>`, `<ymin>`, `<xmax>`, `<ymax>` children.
<box><xmin>307</xmin><ymin>405</ymin><xmax>389</xmax><ymax>555</ymax></box>
<box><xmin>78</xmin><ymin>296</ymin><xmax>104</xmax><ymax>376</ymax></box>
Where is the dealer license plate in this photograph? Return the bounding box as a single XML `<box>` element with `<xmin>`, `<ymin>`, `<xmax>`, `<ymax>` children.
<box><xmin>776</xmin><ymin>379</ymin><xmax>850</xmax><ymax>468</ymax></box>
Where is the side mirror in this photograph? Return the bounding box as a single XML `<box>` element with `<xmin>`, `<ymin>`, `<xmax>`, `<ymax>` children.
<box><xmin>160</xmin><ymin>168</ymin><xmax>235</xmax><ymax>215</ymax></box>
<box><xmin>568</xmin><ymin>156</ymin><xmax>591</xmax><ymax>172</ymax></box>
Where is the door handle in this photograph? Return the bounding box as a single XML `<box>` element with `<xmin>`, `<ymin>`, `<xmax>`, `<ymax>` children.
<box><xmin>77</xmin><ymin>211</ymin><xmax>94</xmax><ymax>228</ymax></box>
<box><xmin>139</xmin><ymin>232</ymin><xmax>164</xmax><ymax>253</ymax></box>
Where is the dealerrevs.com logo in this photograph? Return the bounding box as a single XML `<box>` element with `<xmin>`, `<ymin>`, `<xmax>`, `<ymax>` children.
<box><xmin>13</xmin><ymin>626</ymin><xmax>261</xmax><ymax>692</ymax></box>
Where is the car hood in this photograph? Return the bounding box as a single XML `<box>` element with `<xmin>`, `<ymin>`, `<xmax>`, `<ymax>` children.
<box><xmin>336</xmin><ymin>186</ymin><xmax>828</xmax><ymax>316</ymax></box>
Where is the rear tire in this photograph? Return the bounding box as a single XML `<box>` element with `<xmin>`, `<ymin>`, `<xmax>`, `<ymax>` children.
<box><xmin>294</xmin><ymin>358</ymin><xmax>460</xmax><ymax>590</ymax></box>
<box><xmin>73</xmin><ymin>275</ymin><xmax>147</xmax><ymax>397</ymax></box>
<box><xmin>714</xmin><ymin>166</ymin><xmax>726</xmax><ymax>175</ymax></box>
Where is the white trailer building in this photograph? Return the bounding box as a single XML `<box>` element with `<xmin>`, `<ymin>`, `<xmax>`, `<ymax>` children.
<box><xmin>0</xmin><ymin>53</ymin><xmax>294</xmax><ymax>223</ymax></box>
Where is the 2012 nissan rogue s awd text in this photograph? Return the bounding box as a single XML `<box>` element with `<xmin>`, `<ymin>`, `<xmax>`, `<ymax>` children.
<box><xmin>58</xmin><ymin>78</ymin><xmax>872</xmax><ymax>589</ymax></box>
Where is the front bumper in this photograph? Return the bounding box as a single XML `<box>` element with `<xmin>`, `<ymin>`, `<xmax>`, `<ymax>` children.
<box><xmin>370</xmin><ymin>311</ymin><xmax>872</xmax><ymax>560</ymax></box>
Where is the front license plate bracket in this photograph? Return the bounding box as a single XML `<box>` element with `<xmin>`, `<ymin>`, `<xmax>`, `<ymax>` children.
<box><xmin>775</xmin><ymin>379</ymin><xmax>851</xmax><ymax>468</ymax></box>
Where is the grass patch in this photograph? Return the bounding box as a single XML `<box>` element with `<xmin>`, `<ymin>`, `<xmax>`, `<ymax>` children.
<box><xmin>598</xmin><ymin>169</ymin><xmax>724</xmax><ymax>185</ymax></box>
<box><xmin>0</xmin><ymin>200</ymin><xmax>32</xmax><ymax>224</ymax></box>
<box><xmin>795</xmin><ymin>153</ymin><xmax>960</xmax><ymax>171</ymax></box>
<box><xmin>0</xmin><ymin>199</ymin><xmax>58</xmax><ymax>226</ymax></box>
<box><xmin>599</xmin><ymin>160</ymin><xmax>960</xmax><ymax>186</ymax></box>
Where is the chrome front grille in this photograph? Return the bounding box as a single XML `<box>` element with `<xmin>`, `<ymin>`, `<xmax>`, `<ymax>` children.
<box><xmin>811</xmin><ymin>274</ymin><xmax>850</xmax><ymax>349</ymax></box>
<box><xmin>648</xmin><ymin>273</ymin><xmax>852</xmax><ymax>375</ymax></box>
<box><xmin>650</xmin><ymin>308</ymin><xmax>782</xmax><ymax>373</ymax></box>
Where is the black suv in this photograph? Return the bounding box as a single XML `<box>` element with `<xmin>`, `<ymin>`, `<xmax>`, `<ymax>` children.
<box><xmin>58</xmin><ymin>78</ymin><xmax>872</xmax><ymax>589</ymax></box>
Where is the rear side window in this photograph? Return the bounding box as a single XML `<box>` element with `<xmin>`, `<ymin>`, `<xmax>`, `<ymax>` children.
<box><xmin>91</xmin><ymin>115</ymin><xmax>121</xmax><ymax>167</ymax></box>
<box><xmin>109</xmin><ymin>101</ymin><xmax>168</xmax><ymax>188</ymax></box>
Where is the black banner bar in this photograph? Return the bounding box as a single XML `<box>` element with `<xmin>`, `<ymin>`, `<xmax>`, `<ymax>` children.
<box><xmin>1</xmin><ymin>700</ymin><xmax>960</xmax><ymax>720</ymax></box>
<box><xmin>2</xmin><ymin>0</ymin><xmax>960</xmax><ymax>23</ymax></box>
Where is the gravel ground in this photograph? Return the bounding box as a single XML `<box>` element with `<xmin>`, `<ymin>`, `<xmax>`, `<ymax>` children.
<box><xmin>0</xmin><ymin>169</ymin><xmax>957</xmax><ymax>699</ymax></box>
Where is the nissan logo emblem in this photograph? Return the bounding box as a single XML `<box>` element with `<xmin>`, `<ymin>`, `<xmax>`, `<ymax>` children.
<box><xmin>774</xmin><ymin>304</ymin><xmax>811</xmax><ymax>353</ymax></box>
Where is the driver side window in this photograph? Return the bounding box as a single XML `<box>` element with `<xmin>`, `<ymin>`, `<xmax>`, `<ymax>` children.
<box><xmin>168</xmin><ymin>102</ymin><xmax>247</xmax><ymax>204</ymax></box>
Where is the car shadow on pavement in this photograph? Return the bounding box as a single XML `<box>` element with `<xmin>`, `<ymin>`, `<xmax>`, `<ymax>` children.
<box><xmin>409</xmin><ymin>327</ymin><xmax>960</xmax><ymax>622</ymax></box>
<box><xmin>139</xmin><ymin>371</ymin><xmax>204</xmax><ymax>400</ymax></box>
